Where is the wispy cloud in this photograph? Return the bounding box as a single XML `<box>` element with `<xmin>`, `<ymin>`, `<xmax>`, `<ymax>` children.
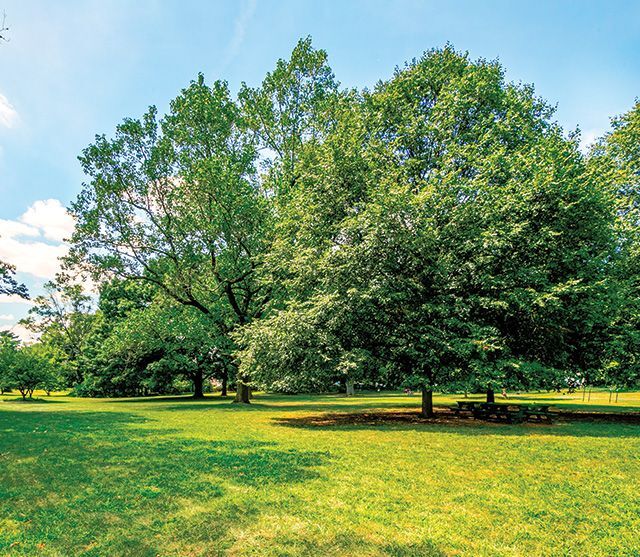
<box><xmin>0</xmin><ymin>92</ymin><xmax>18</xmax><ymax>128</ymax></box>
<box><xmin>219</xmin><ymin>0</ymin><xmax>257</xmax><ymax>72</ymax></box>
<box><xmin>0</xmin><ymin>313</ymin><xmax>15</xmax><ymax>321</ymax></box>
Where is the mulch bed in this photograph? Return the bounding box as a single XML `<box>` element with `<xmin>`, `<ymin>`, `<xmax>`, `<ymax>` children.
<box><xmin>276</xmin><ymin>407</ymin><xmax>640</xmax><ymax>428</ymax></box>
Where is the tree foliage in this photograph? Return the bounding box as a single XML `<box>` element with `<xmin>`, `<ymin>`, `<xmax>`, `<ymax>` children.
<box><xmin>38</xmin><ymin>39</ymin><xmax>638</xmax><ymax>413</ymax></box>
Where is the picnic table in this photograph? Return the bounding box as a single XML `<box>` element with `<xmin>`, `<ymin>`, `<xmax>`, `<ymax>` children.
<box><xmin>473</xmin><ymin>403</ymin><xmax>527</xmax><ymax>423</ymax></box>
<box><xmin>522</xmin><ymin>404</ymin><xmax>553</xmax><ymax>423</ymax></box>
<box><xmin>449</xmin><ymin>401</ymin><xmax>554</xmax><ymax>423</ymax></box>
<box><xmin>449</xmin><ymin>400</ymin><xmax>482</xmax><ymax>417</ymax></box>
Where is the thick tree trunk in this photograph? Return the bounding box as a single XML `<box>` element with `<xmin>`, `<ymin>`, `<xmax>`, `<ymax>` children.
<box><xmin>420</xmin><ymin>386</ymin><xmax>434</xmax><ymax>418</ymax></box>
<box><xmin>221</xmin><ymin>372</ymin><xmax>228</xmax><ymax>397</ymax></box>
<box><xmin>486</xmin><ymin>387</ymin><xmax>495</xmax><ymax>403</ymax></box>
<box><xmin>193</xmin><ymin>370</ymin><xmax>204</xmax><ymax>399</ymax></box>
<box><xmin>234</xmin><ymin>381</ymin><xmax>251</xmax><ymax>404</ymax></box>
<box><xmin>345</xmin><ymin>379</ymin><xmax>355</xmax><ymax>397</ymax></box>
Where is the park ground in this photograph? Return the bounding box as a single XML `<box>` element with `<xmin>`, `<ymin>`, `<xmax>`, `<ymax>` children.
<box><xmin>0</xmin><ymin>390</ymin><xmax>639</xmax><ymax>557</ymax></box>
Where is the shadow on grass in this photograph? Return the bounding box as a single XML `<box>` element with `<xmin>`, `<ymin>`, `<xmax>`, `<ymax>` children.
<box><xmin>1</xmin><ymin>397</ymin><xmax>69</xmax><ymax>404</ymax></box>
<box><xmin>146</xmin><ymin>399</ymin><xmax>422</xmax><ymax>414</ymax></box>
<box><xmin>106</xmin><ymin>394</ymin><xmax>233</xmax><ymax>404</ymax></box>
<box><xmin>0</xmin><ymin>409</ymin><xmax>328</xmax><ymax>556</ymax></box>
<box><xmin>274</xmin><ymin>409</ymin><xmax>640</xmax><ymax>438</ymax></box>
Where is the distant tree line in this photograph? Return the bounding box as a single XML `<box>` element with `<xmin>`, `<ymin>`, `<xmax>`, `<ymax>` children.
<box><xmin>2</xmin><ymin>40</ymin><xmax>639</xmax><ymax>415</ymax></box>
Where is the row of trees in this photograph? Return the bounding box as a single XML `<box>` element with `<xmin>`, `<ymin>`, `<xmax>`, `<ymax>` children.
<box><xmin>7</xmin><ymin>40</ymin><xmax>640</xmax><ymax>415</ymax></box>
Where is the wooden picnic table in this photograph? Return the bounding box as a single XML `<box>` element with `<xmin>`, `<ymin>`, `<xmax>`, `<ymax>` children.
<box><xmin>474</xmin><ymin>402</ymin><xmax>526</xmax><ymax>423</ymax></box>
<box><xmin>522</xmin><ymin>404</ymin><xmax>553</xmax><ymax>422</ymax></box>
<box><xmin>449</xmin><ymin>401</ymin><xmax>555</xmax><ymax>423</ymax></box>
<box><xmin>450</xmin><ymin>400</ymin><xmax>482</xmax><ymax>416</ymax></box>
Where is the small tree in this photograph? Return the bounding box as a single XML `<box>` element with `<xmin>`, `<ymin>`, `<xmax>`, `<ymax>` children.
<box><xmin>21</xmin><ymin>275</ymin><xmax>94</xmax><ymax>386</ymax></box>
<box><xmin>6</xmin><ymin>348</ymin><xmax>48</xmax><ymax>400</ymax></box>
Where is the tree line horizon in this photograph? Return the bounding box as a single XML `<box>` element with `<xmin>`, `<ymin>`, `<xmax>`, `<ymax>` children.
<box><xmin>2</xmin><ymin>38</ymin><xmax>639</xmax><ymax>416</ymax></box>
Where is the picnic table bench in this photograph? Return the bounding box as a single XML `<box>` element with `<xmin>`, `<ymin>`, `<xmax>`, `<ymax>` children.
<box><xmin>473</xmin><ymin>403</ymin><xmax>527</xmax><ymax>423</ymax></box>
<box><xmin>449</xmin><ymin>401</ymin><xmax>555</xmax><ymax>423</ymax></box>
<box><xmin>522</xmin><ymin>404</ymin><xmax>553</xmax><ymax>423</ymax></box>
<box><xmin>449</xmin><ymin>400</ymin><xmax>482</xmax><ymax>416</ymax></box>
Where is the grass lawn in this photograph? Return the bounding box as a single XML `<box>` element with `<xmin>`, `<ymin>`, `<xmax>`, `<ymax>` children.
<box><xmin>0</xmin><ymin>390</ymin><xmax>639</xmax><ymax>556</ymax></box>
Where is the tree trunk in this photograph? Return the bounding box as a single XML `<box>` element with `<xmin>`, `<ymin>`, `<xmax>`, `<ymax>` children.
<box><xmin>345</xmin><ymin>379</ymin><xmax>355</xmax><ymax>397</ymax></box>
<box><xmin>486</xmin><ymin>387</ymin><xmax>495</xmax><ymax>403</ymax></box>
<box><xmin>420</xmin><ymin>386</ymin><xmax>434</xmax><ymax>418</ymax></box>
<box><xmin>234</xmin><ymin>380</ymin><xmax>251</xmax><ymax>404</ymax></box>
<box><xmin>221</xmin><ymin>372</ymin><xmax>228</xmax><ymax>397</ymax></box>
<box><xmin>193</xmin><ymin>370</ymin><xmax>204</xmax><ymax>399</ymax></box>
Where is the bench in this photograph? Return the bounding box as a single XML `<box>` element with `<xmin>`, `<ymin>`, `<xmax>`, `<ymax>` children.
<box><xmin>450</xmin><ymin>401</ymin><xmax>556</xmax><ymax>424</ymax></box>
<box><xmin>523</xmin><ymin>405</ymin><xmax>554</xmax><ymax>423</ymax></box>
<box><xmin>473</xmin><ymin>403</ymin><xmax>528</xmax><ymax>424</ymax></box>
<box><xmin>449</xmin><ymin>400</ymin><xmax>481</xmax><ymax>417</ymax></box>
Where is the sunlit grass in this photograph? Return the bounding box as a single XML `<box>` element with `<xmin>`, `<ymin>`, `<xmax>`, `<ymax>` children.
<box><xmin>1</xmin><ymin>390</ymin><xmax>639</xmax><ymax>556</ymax></box>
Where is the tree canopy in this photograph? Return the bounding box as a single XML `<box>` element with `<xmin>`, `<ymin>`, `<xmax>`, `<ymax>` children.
<box><xmin>10</xmin><ymin>40</ymin><xmax>636</xmax><ymax>415</ymax></box>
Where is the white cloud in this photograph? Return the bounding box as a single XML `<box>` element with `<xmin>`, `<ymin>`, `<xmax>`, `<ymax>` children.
<box><xmin>0</xmin><ymin>199</ymin><xmax>74</xmax><ymax>281</ymax></box>
<box><xmin>0</xmin><ymin>219</ymin><xmax>40</xmax><ymax>239</ymax></box>
<box><xmin>0</xmin><ymin>294</ymin><xmax>34</xmax><ymax>305</ymax></box>
<box><xmin>0</xmin><ymin>92</ymin><xmax>18</xmax><ymax>128</ymax></box>
<box><xmin>1</xmin><ymin>323</ymin><xmax>39</xmax><ymax>344</ymax></box>
<box><xmin>20</xmin><ymin>199</ymin><xmax>75</xmax><ymax>242</ymax></box>
<box><xmin>0</xmin><ymin>314</ymin><xmax>15</xmax><ymax>321</ymax></box>
<box><xmin>0</xmin><ymin>235</ymin><xmax>68</xmax><ymax>279</ymax></box>
<box><xmin>0</xmin><ymin>199</ymin><xmax>74</xmax><ymax>279</ymax></box>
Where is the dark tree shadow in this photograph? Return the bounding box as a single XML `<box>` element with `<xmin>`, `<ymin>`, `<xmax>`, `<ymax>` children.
<box><xmin>274</xmin><ymin>409</ymin><xmax>640</xmax><ymax>438</ymax></box>
<box><xmin>2</xmin><ymin>397</ymin><xmax>68</xmax><ymax>404</ymax></box>
<box><xmin>106</xmin><ymin>394</ymin><xmax>230</xmax><ymax>404</ymax></box>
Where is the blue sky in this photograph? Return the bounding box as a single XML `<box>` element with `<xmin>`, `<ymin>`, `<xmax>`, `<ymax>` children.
<box><xmin>0</xmin><ymin>0</ymin><xmax>639</xmax><ymax>336</ymax></box>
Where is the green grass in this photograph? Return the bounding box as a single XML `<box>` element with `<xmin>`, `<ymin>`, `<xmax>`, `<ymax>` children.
<box><xmin>1</xmin><ymin>390</ymin><xmax>639</xmax><ymax>556</ymax></box>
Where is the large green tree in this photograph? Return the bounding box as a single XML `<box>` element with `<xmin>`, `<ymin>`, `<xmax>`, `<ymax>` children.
<box><xmin>242</xmin><ymin>46</ymin><xmax>616</xmax><ymax>416</ymax></box>
<box><xmin>69</xmin><ymin>40</ymin><xmax>341</xmax><ymax>403</ymax></box>
<box><xmin>69</xmin><ymin>76</ymin><xmax>270</xmax><ymax>402</ymax></box>
<box><xmin>589</xmin><ymin>102</ymin><xmax>640</xmax><ymax>390</ymax></box>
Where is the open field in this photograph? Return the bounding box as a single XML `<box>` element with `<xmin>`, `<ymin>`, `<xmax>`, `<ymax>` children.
<box><xmin>1</xmin><ymin>391</ymin><xmax>639</xmax><ymax>557</ymax></box>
